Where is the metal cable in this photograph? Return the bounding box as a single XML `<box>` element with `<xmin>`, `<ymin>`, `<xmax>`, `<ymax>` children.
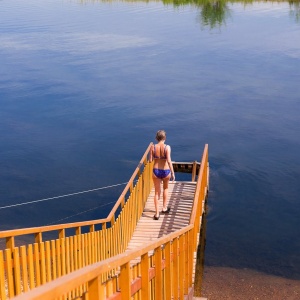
<box><xmin>0</xmin><ymin>182</ymin><xmax>128</xmax><ymax>210</ymax></box>
<box><xmin>46</xmin><ymin>201</ymin><xmax>116</xmax><ymax>225</ymax></box>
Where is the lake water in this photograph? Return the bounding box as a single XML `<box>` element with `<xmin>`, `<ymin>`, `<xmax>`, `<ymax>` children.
<box><xmin>1</xmin><ymin>0</ymin><xmax>300</xmax><ymax>286</ymax></box>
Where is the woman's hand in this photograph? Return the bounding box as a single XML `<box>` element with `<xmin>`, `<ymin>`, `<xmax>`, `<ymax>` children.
<box><xmin>171</xmin><ymin>173</ymin><xmax>175</xmax><ymax>181</ymax></box>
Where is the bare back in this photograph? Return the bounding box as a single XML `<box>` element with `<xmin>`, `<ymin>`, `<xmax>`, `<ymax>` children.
<box><xmin>151</xmin><ymin>143</ymin><xmax>171</xmax><ymax>170</ymax></box>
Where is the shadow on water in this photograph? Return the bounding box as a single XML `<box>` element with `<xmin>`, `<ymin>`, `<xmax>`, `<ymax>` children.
<box><xmin>193</xmin><ymin>193</ymin><xmax>209</xmax><ymax>296</ymax></box>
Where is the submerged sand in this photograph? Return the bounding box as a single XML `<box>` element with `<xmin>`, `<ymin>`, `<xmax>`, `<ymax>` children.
<box><xmin>201</xmin><ymin>266</ymin><xmax>300</xmax><ymax>300</ymax></box>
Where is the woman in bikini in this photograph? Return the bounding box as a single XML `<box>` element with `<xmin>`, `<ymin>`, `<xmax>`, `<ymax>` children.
<box><xmin>150</xmin><ymin>130</ymin><xmax>175</xmax><ymax>220</ymax></box>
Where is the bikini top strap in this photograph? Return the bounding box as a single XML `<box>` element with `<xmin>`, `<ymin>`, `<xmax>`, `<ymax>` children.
<box><xmin>153</xmin><ymin>144</ymin><xmax>167</xmax><ymax>159</ymax></box>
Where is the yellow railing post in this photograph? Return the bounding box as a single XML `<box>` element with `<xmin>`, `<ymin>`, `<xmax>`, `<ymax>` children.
<box><xmin>59</xmin><ymin>229</ymin><xmax>65</xmax><ymax>240</ymax></box>
<box><xmin>172</xmin><ymin>238</ymin><xmax>179</xmax><ymax>300</ymax></box>
<box><xmin>75</xmin><ymin>226</ymin><xmax>81</xmax><ymax>235</ymax></box>
<box><xmin>35</xmin><ymin>232</ymin><xmax>42</xmax><ymax>243</ymax></box>
<box><xmin>89</xmin><ymin>225</ymin><xmax>95</xmax><ymax>233</ymax></box>
<box><xmin>0</xmin><ymin>251</ymin><xmax>6</xmax><ymax>300</ymax></box>
<box><xmin>6</xmin><ymin>236</ymin><xmax>15</xmax><ymax>249</ymax></box>
<box><xmin>27</xmin><ymin>244</ymin><xmax>35</xmax><ymax>289</ymax></box>
<box><xmin>88</xmin><ymin>276</ymin><xmax>105</xmax><ymax>299</ymax></box>
<box><xmin>141</xmin><ymin>253</ymin><xmax>150</xmax><ymax>299</ymax></box>
<box><xmin>13</xmin><ymin>248</ymin><xmax>21</xmax><ymax>296</ymax></box>
<box><xmin>5</xmin><ymin>248</ymin><xmax>14</xmax><ymax>298</ymax></box>
<box><xmin>40</xmin><ymin>242</ymin><xmax>46</xmax><ymax>285</ymax></box>
<box><xmin>20</xmin><ymin>246</ymin><xmax>29</xmax><ymax>293</ymax></box>
<box><xmin>164</xmin><ymin>241</ymin><xmax>172</xmax><ymax>300</ymax></box>
<box><xmin>179</xmin><ymin>235</ymin><xmax>185</xmax><ymax>299</ymax></box>
<box><xmin>192</xmin><ymin>161</ymin><xmax>197</xmax><ymax>182</ymax></box>
<box><xmin>120</xmin><ymin>262</ymin><xmax>131</xmax><ymax>299</ymax></box>
<box><xmin>187</xmin><ymin>229</ymin><xmax>194</xmax><ymax>288</ymax></box>
<box><xmin>33</xmin><ymin>243</ymin><xmax>41</xmax><ymax>287</ymax></box>
<box><xmin>154</xmin><ymin>246</ymin><xmax>162</xmax><ymax>300</ymax></box>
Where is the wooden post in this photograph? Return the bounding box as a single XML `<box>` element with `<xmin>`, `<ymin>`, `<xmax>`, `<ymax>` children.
<box><xmin>35</xmin><ymin>232</ymin><xmax>43</xmax><ymax>243</ymax></box>
<box><xmin>141</xmin><ymin>253</ymin><xmax>150</xmax><ymax>299</ymax></box>
<box><xmin>89</xmin><ymin>225</ymin><xmax>95</xmax><ymax>233</ymax></box>
<box><xmin>20</xmin><ymin>246</ymin><xmax>29</xmax><ymax>292</ymax></box>
<box><xmin>192</xmin><ymin>161</ymin><xmax>197</xmax><ymax>182</ymax></box>
<box><xmin>59</xmin><ymin>229</ymin><xmax>65</xmax><ymax>239</ymax></box>
<box><xmin>110</xmin><ymin>216</ymin><xmax>115</xmax><ymax>227</ymax></box>
<box><xmin>120</xmin><ymin>262</ymin><xmax>131</xmax><ymax>299</ymax></box>
<box><xmin>6</xmin><ymin>236</ymin><xmax>15</xmax><ymax>249</ymax></box>
<box><xmin>0</xmin><ymin>251</ymin><xmax>6</xmax><ymax>300</ymax></box>
<box><xmin>5</xmin><ymin>248</ymin><xmax>14</xmax><ymax>297</ymax></box>
<box><xmin>155</xmin><ymin>246</ymin><xmax>162</xmax><ymax>300</ymax></box>
<box><xmin>27</xmin><ymin>245</ymin><xmax>35</xmax><ymax>289</ymax></box>
<box><xmin>40</xmin><ymin>242</ymin><xmax>46</xmax><ymax>285</ymax></box>
<box><xmin>75</xmin><ymin>226</ymin><xmax>81</xmax><ymax>235</ymax></box>
<box><xmin>13</xmin><ymin>247</ymin><xmax>22</xmax><ymax>295</ymax></box>
<box><xmin>165</xmin><ymin>241</ymin><xmax>172</xmax><ymax>300</ymax></box>
<box><xmin>179</xmin><ymin>235</ymin><xmax>185</xmax><ymax>299</ymax></box>
<box><xmin>88</xmin><ymin>276</ymin><xmax>105</xmax><ymax>299</ymax></box>
<box><xmin>33</xmin><ymin>243</ymin><xmax>41</xmax><ymax>287</ymax></box>
<box><xmin>172</xmin><ymin>238</ymin><xmax>179</xmax><ymax>300</ymax></box>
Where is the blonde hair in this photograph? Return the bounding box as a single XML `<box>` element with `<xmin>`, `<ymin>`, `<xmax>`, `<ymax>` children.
<box><xmin>155</xmin><ymin>130</ymin><xmax>166</xmax><ymax>142</ymax></box>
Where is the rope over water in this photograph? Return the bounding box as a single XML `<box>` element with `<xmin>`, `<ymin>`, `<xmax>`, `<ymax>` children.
<box><xmin>0</xmin><ymin>182</ymin><xmax>128</xmax><ymax>210</ymax></box>
<box><xmin>46</xmin><ymin>201</ymin><xmax>116</xmax><ymax>226</ymax></box>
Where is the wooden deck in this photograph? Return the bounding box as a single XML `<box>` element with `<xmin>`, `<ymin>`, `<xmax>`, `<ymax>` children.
<box><xmin>127</xmin><ymin>181</ymin><xmax>197</xmax><ymax>251</ymax></box>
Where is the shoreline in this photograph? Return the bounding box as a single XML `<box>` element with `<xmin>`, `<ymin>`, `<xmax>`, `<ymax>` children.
<box><xmin>201</xmin><ymin>266</ymin><xmax>300</xmax><ymax>300</ymax></box>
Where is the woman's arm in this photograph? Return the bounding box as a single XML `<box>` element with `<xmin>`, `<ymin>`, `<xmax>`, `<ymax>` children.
<box><xmin>166</xmin><ymin>145</ymin><xmax>175</xmax><ymax>181</ymax></box>
<box><xmin>149</xmin><ymin>144</ymin><xmax>154</xmax><ymax>162</ymax></box>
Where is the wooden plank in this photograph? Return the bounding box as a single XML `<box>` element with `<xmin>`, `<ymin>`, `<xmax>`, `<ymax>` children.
<box><xmin>126</xmin><ymin>182</ymin><xmax>196</xmax><ymax>254</ymax></box>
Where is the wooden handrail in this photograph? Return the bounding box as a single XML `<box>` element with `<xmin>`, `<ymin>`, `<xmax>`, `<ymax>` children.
<box><xmin>0</xmin><ymin>218</ymin><xmax>108</xmax><ymax>239</ymax></box>
<box><xmin>106</xmin><ymin>142</ymin><xmax>153</xmax><ymax>221</ymax></box>
<box><xmin>190</xmin><ymin>144</ymin><xmax>208</xmax><ymax>225</ymax></box>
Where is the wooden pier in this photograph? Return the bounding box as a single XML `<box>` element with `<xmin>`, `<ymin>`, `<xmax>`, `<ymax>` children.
<box><xmin>0</xmin><ymin>144</ymin><xmax>209</xmax><ymax>300</ymax></box>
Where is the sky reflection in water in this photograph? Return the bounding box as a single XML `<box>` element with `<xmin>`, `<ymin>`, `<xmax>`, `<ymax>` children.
<box><xmin>0</xmin><ymin>0</ymin><xmax>300</xmax><ymax>279</ymax></box>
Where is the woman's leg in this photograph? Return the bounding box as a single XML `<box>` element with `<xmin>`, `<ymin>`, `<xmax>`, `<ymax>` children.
<box><xmin>153</xmin><ymin>176</ymin><xmax>161</xmax><ymax>217</ymax></box>
<box><xmin>162</xmin><ymin>174</ymin><xmax>171</xmax><ymax>211</ymax></box>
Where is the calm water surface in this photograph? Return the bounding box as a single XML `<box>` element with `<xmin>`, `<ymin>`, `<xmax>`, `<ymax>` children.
<box><xmin>1</xmin><ymin>0</ymin><xmax>300</xmax><ymax>281</ymax></box>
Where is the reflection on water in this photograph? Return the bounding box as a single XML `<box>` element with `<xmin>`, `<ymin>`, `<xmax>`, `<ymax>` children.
<box><xmin>193</xmin><ymin>197</ymin><xmax>208</xmax><ymax>296</ymax></box>
<box><xmin>290</xmin><ymin>0</ymin><xmax>300</xmax><ymax>21</ymax></box>
<box><xmin>79</xmin><ymin>0</ymin><xmax>300</xmax><ymax>26</ymax></box>
<box><xmin>199</xmin><ymin>0</ymin><xmax>231</xmax><ymax>29</ymax></box>
<box><xmin>1</xmin><ymin>0</ymin><xmax>300</xmax><ymax>285</ymax></box>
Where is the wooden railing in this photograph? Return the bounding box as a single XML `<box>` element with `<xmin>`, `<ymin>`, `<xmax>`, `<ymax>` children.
<box><xmin>8</xmin><ymin>144</ymin><xmax>209</xmax><ymax>300</ymax></box>
<box><xmin>0</xmin><ymin>143</ymin><xmax>155</xmax><ymax>299</ymax></box>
